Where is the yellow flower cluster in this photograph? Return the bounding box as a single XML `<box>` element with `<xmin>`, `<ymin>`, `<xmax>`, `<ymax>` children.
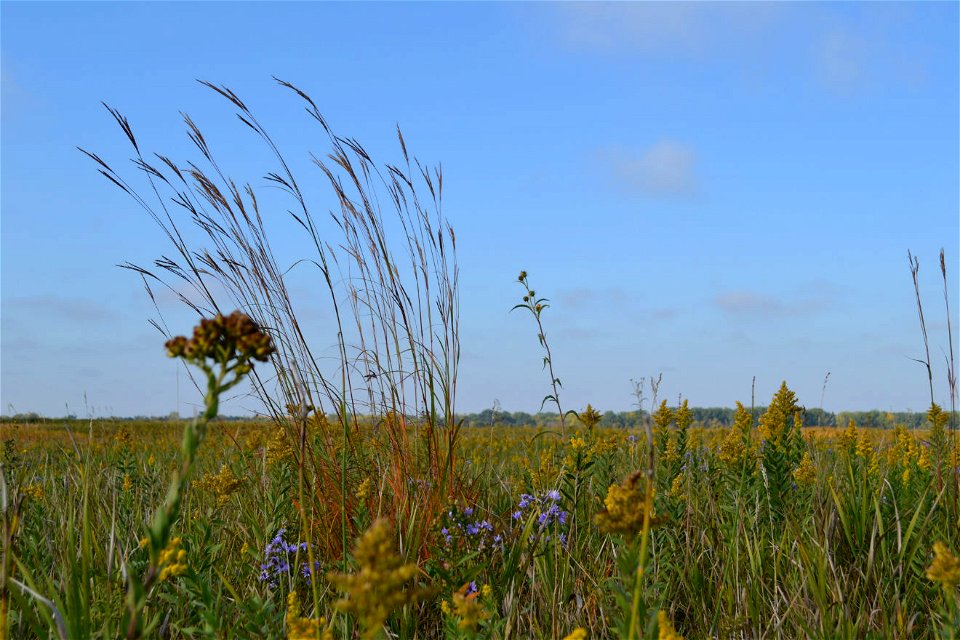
<box><xmin>793</xmin><ymin>452</ymin><xmax>817</xmax><ymax>486</ymax></box>
<box><xmin>355</xmin><ymin>477</ymin><xmax>373</xmax><ymax>501</ymax></box>
<box><xmin>658</xmin><ymin>610</ymin><xmax>684</xmax><ymax>639</ymax></box>
<box><xmin>445</xmin><ymin>582</ymin><xmax>489</xmax><ymax>631</ymax></box>
<box><xmin>157</xmin><ymin>537</ymin><xmax>188</xmax><ymax>581</ymax></box>
<box><xmin>594</xmin><ymin>471</ymin><xmax>663</xmax><ymax>535</ymax></box>
<box><xmin>23</xmin><ymin>482</ymin><xmax>45</xmax><ymax>501</ymax></box>
<box><xmin>926</xmin><ymin>541</ymin><xmax>960</xmax><ymax>591</ymax></box>
<box><xmin>194</xmin><ymin>464</ymin><xmax>242</xmax><ymax>505</ymax></box>
<box><xmin>267</xmin><ymin>429</ymin><xmax>293</xmax><ymax>465</ymax></box>
<box><xmin>562</xmin><ymin>628</ymin><xmax>588</xmax><ymax>640</ymax></box>
<box><xmin>114</xmin><ymin>428</ymin><xmax>134</xmax><ymax>448</ymax></box>
<box><xmin>669</xmin><ymin>475</ymin><xmax>685</xmax><ymax>502</ymax></box>
<box><xmin>286</xmin><ymin>591</ymin><xmax>331</xmax><ymax>640</ymax></box>
<box><xmin>569</xmin><ymin>436</ymin><xmax>587</xmax><ymax>452</ymax></box>
<box><xmin>122</xmin><ymin>474</ymin><xmax>133</xmax><ymax>492</ymax></box>
<box><xmin>838</xmin><ymin>419</ymin><xmax>858</xmax><ymax>453</ymax></box>
<box><xmin>661</xmin><ymin>438</ymin><xmax>680</xmax><ymax>465</ymax></box>
<box><xmin>327</xmin><ymin>519</ymin><xmax>432</xmax><ymax>639</ymax></box>
<box><xmin>718</xmin><ymin>427</ymin><xmax>746</xmax><ymax>465</ymax></box>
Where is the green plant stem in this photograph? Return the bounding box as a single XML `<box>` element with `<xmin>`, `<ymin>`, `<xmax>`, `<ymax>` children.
<box><xmin>627</xmin><ymin>473</ymin><xmax>655</xmax><ymax>640</ymax></box>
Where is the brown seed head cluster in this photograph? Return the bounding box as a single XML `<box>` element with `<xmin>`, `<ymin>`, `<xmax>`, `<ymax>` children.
<box><xmin>165</xmin><ymin>310</ymin><xmax>274</xmax><ymax>369</ymax></box>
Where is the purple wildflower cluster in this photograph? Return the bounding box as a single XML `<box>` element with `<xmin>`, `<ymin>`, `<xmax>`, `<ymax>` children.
<box><xmin>259</xmin><ymin>528</ymin><xmax>321</xmax><ymax>587</ymax></box>
<box><xmin>512</xmin><ymin>489</ymin><xmax>569</xmax><ymax>546</ymax></box>
<box><xmin>440</xmin><ymin>505</ymin><xmax>501</xmax><ymax>552</ymax></box>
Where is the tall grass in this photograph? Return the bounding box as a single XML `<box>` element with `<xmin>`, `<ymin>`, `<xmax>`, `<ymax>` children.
<box><xmin>1</xmin><ymin>81</ymin><xmax>957</xmax><ymax>639</ymax></box>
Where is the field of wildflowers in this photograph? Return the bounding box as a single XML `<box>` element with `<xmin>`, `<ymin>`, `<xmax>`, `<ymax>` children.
<box><xmin>2</xmin><ymin>372</ymin><xmax>958</xmax><ymax>638</ymax></box>
<box><xmin>3</xmin><ymin>81</ymin><xmax>957</xmax><ymax>639</ymax></box>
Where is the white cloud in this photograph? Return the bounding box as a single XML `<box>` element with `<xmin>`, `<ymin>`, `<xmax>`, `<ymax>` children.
<box><xmin>553</xmin><ymin>2</ymin><xmax>782</xmax><ymax>57</ymax></box>
<box><xmin>600</xmin><ymin>140</ymin><xmax>699</xmax><ymax>198</ymax></box>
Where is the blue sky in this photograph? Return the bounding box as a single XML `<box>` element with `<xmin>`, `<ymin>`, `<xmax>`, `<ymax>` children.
<box><xmin>2</xmin><ymin>2</ymin><xmax>958</xmax><ymax>417</ymax></box>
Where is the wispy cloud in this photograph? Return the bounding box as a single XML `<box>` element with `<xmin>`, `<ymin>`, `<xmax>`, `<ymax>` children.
<box><xmin>4</xmin><ymin>295</ymin><xmax>113</xmax><ymax>322</ymax></box>
<box><xmin>713</xmin><ymin>289</ymin><xmax>836</xmax><ymax>318</ymax></box>
<box><xmin>553</xmin><ymin>3</ymin><xmax>780</xmax><ymax>57</ymax></box>
<box><xmin>599</xmin><ymin>141</ymin><xmax>699</xmax><ymax>198</ymax></box>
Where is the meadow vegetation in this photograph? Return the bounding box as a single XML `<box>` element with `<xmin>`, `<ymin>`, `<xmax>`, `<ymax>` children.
<box><xmin>2</xmin><ymin>80</ymin><xmax>958</xmax><ymax>639</ymax></box>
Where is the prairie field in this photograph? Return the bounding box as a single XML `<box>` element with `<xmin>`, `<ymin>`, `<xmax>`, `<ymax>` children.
<box><xmin>1</xmin><ymin>12</ymin><xmax>957</xmax><ymax>638</ymax></box>
<box><xmin>2</xmin><ymin>400</ymin><xmax>958</xmax><ymax>639</ymax></box>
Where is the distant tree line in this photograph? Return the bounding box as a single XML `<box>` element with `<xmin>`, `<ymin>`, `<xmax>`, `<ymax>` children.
<box><xmin>458</xmin><ymin>407</ymin><xmax>936</xmax><ymax>430</ymax></box>
<box><xmin>1</xmin><ymin>408</ymin><xmax>938</xmax><ymax>430</ymax></box>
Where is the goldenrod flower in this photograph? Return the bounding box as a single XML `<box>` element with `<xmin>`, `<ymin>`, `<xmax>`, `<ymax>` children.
<box><xmin>793</xmin><ymin>452</ymin><xmax>816</xmax><ymax>486</ymax></box>
<box><xmin>157</xmin><ymin>537</ymin><xmax>188</xmax><ymax>581</ymax></box>
<box><xmin>449</xmin><ymin>582</ymin><xmax>489</xmax><ymax>631</ymax></box>
<box><xmin>114</xmin><ymin>428</ymin><xmax>134</xmax><ymax>448</ymax></box>
<box><xmin>658</xmin><ymin>610</ymin><xmax>684</xmax><ymax>640</ymax></box>
<box><xmin>267</xmin><ymin>429</ymin><xmax>293</xmax><ymax>465</ymax></box>
<box><xmin>838</xmin><ymin>419</ymin><xmax>858</xmax><ymax>453</ymax></box>
<box><xmin>194</xmin><ymin>464</ymin><xmax>242</xmax><ymax>505</ymax></box>
<box><xmin>286</xmin><ymin>591</ymin><xmax>332</xmax><ymax>640</ymax></box>
<box><xmin>669</xmin><ymin>475</ymin><xmax>685</xmax><ymax>502</ymax></box>
<box><xmin>927</xmin><ymin>541</ymin><xmax>960</xmax><ymax>590</ymax></box>
<box><xmin>23</xmin><ymin>482</ymin><xmax>45</xmax><ymax>501</ymax></box>
<box><xmin>594</xmin><ymin>471</ymin><xmax>664</xmax><ymax>535</ymax></box>
<box><xmin>917</xmin><ymin>445</ymin><xmax>931</xmax><ymax>471</ymax></box>
<box><xmin>328</xmin><ymin>519</ymin><xmax>432</xmax><ymax>639</ymax></box>
<box><xmin>578</xmin><ymin>404</ymin><xmax>602</xmax><ymax>431</ymax></box>
<box><xmin>562</xmin><ymin>628</ymin><xmax>587</xmax><ymax>640</ymax></box>
<box><xmin>355</xmin><ymin>478</ymin><xmax>372</xmax><ymax>501</ymax></box>
<box><xmin>718</xmin><ymin>427</ymin><xmax>745</xmax><ymax>465</ymax></box>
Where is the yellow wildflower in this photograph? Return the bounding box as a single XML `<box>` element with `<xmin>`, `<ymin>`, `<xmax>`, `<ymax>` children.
<box><xmin>440</xmin><ymin>600</ymin><xmax>451</xmax><ymax>615</ymax></box>
<box><xmin>147</xmin><ymin>453</ymin><xmax>156</xmax><ymax>466</ymax></box>
<box><xmin>594</xmin><ymin>471</ymin><xmax>664</xmax><ymax>535</ymax></box>
<box><xmin>122</xmin><ymin>474</ymin><xmax>133</xmax><ymax>492</ymax></box>
<box><xmin>327</xmin><ymin>519</ymin><xmax>433</xmax><ymax>639</ymax></box>
<box><xmin>355</xmin><ymin>478</ymin><xmax>372</xmax><ymax>501</ymax></box>
<box><xmin>267</xmin><ymin>429</ymin><xmax>293</xmax><ymax>464</ymax></box>
<box><xmin>481</xmin><ymin>583</ymin><xmax>492</xmax><ymax>598</ymax></box>
<box><xmin>563</xmin><ymin>628</ymin><xmax>588</xmax><ymax>640</ymax></box>
<box><xmin>23</xmin><ymin>482</ymin><xmax>45</xmax><ymax>501</ymax></box>
<box><xmin>157</xmin><ymin>537</ymin><xmax>188</xmax><ymax>581</ymax></box>
<box><xmin>114</xmin><ymin>428</ymin><xmax>134</xmax><ymax>448</ymax></box>
<box><xmin>450</xmin><ymin>583</ymin><xmax>489</xmax><ymax>631</ymax></box>
<box><xmin>569</xmin><ymin>436</ymin><xmax>587</xmax><ymax>452</ymax></box>
<box><xmin>669</xmin><ymin>475</ymin><xmax>685</xmax><ymax>501</ymax></box>
<box><xmin>926</xmin><ymin>542</ymin><xmax>960</xmax><ymax>590</ymax></box>
<box><xmin>661</xmin><ymin>437</ymin><xmax>679</xmax><ymax>465</ymax></box>
<box><xmin>578</xmin><ymin>404</ymin><xmax>602</xmax><ymax>431</ymax></box>
<box><xmin>286</xmin><ymin>591</ymin><xmax>332</xmax><ymax>640</ymax></box>
<box><xmin>838</xmin><ymin>419</ymin><xmax>858</xmax><ymax>453</ymax></box>
<box><xmin>793</xmin><ymin>452</ymin><xmax>817</xmax><ymax>486</ymax></box>
<box><xmin>718</xmin><ymin>428</ymin><xmax>745</xmax><ymax>465</ymax></box>
<box><xmin>918</xmin><ymin>445</ymin><xmax>930</xmax><ymax>471</ymax></box>
<box><xmin>658</xmin><ymin>610</ymin><xmax>684</xmax><ymax>640</ymax></box>
<box><xmin>194</xmin><ymin>464</ymin><xmax>242</xmax><ymax>505</ymax></box>
<box><xmin>240</xmin><ymin>542</ymin><xmax>250</xmax><ymax>556</ymax></box>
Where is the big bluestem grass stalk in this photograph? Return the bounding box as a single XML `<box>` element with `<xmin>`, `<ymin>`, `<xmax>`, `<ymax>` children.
<box><xmin>86</xmin><ymin>79</ymin><xmax>462</xmax><ymax>571</ymax></box>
